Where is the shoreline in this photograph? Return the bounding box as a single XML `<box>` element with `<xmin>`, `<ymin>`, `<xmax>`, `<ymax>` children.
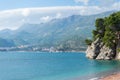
<box><xmin>0</xmin><ymin>50</ymin><xmax>85</xmax><ymax>53</ymax></box>
<box><xmin>100</xmin><ymin>72</ymin><xmax>120</xmax><ymax>80</ymax></box>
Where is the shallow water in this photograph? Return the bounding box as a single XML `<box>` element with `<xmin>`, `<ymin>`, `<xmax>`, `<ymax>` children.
<box><xmin>0</xmin><ymin>52</ymin><xmax>120</xmax><ymax>80</ymax></box>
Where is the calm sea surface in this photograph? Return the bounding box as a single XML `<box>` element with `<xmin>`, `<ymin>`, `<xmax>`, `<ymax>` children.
<box><xmin>0</xmin><ymin>52</ymin><xmax>120</xmax><ymax>80</ymax></box>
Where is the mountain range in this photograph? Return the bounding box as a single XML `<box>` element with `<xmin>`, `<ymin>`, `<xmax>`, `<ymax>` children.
<box><xmin>0</xmin><ymin>10</ymin><xmax>116</xmax><ymax>51</ymax></box>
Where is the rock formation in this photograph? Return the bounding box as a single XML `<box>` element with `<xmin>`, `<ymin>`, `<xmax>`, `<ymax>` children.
<box><xmin>86</xmin><ymin>38</ymin><xmax>116</xmax><ymax>60</ymax></box>
<box><xmin>85</xmin><ymin>11</ymin><xmax>120</xmax><ymax>60</ymax></box>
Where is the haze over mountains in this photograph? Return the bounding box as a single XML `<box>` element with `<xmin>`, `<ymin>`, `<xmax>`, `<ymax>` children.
<box><xmin>0</xmin><ymin>10</ymin><xmax>116</xmax><ymax>51</ymax></box>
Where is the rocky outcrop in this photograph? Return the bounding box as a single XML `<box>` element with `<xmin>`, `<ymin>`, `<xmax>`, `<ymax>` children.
<box><xmin>115</xmin><ymin>52</ymin><xmax>120</xmax><ymax>59</ymax></box>
<box><xmin>86</xmin><ymin>38</ymin><xmax>102</xmax><ymax>59</ymax></box>
<box><xmin>96</xmin><ymin>45</ymin><xmax>116</xmax><ymax>60</ymax></box>
<box><xmin>86</xmin><ymin>38</ymin><xmax>116</xmax><ymax>60</ymax></box>
<box><xmin>86</xmin><ymin>11</ymin><xmax>120</xmax><ymax>60</ymax></box>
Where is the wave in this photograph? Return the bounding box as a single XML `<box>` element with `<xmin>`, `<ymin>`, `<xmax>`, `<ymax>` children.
<box><xmin>89</xmin><ymin>77</ymin><xmax>100</xmax><ymax>80</ymax></box>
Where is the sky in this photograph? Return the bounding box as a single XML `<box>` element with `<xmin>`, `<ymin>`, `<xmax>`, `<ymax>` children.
<box><xmin>0</xmin><ymin>0</ymin><xmax>120</xmax><ymax>30</ymax></box>
<box><xmin>0</xmin><ymin>0</ymin><xmax>119</xmax><ymax>10</ymax></box>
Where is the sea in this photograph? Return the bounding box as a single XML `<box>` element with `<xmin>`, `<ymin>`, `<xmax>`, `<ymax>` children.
<box><xmin>0</xmin><ymin>52</ymin><xmax>120</xmax><ymax>80</ymax></box>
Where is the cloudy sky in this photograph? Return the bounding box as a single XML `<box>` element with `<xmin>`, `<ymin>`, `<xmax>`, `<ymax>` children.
<box><xmin>0</xmin><ymin>0</ymin><xmax>120</xmax><ymax>30</ymax></box>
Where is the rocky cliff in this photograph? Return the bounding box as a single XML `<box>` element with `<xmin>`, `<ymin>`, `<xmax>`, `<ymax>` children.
<box><xmin>86</xmin><ymin>38</ymin><xmax>116</xmax><ymax>60</ymax></box>
<box><xmin>85</xmin><ymin>11</ymin><xmax>120</xmax><ymax>60</ymax></box>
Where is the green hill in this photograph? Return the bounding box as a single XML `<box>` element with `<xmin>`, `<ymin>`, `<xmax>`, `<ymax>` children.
<box><xmin>0</xmin><ymin>10</ymin><xmax>116</xmax><ymax>51</ymax></box>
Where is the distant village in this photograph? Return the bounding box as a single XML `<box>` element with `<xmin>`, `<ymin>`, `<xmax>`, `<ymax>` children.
<box><xmin>0</xmin><ymin>45</ymin><xmax>86</xmax><ymax>52</ymax></box>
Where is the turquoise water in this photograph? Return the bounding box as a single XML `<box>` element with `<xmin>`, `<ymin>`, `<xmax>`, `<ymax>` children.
<box><xmin>0</xmin><ymin>52</ymin><xmax>120</xmax><ymax>80</ymax></box>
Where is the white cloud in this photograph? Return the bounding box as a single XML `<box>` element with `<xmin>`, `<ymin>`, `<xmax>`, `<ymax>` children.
<box><xmin>56</xmin><ymin>13</ymin><xmax>62</xmax><ymax>19</ymax></box>
<box><xmin>75</xmin><ymin>0</ymin><xmax>89</xmax><ymax>5</ymax></box>
<box><xmin>112</xmin><ymin>2</ymin><xmax>120</xmax><ymax>11</ymax></box>
<box><xmin>0</xmin><ymin>6</ymin><xmax>119</xmax><ymax>30</ymax></box>
<box><xmin>40</xmin><ymin>13</ymin><xmax>63</xmax><ymax>23</ymax></box>
<box><xmin>41</xmin><ymin>13</ymin><xmax>62</xmax><ymax>22</ymax></box>
<box><xmin>41</xmin><ymin>16</ymin><xmax>51</xmax><ymax>22</ymax></box>
<box><xmin>98</xmin><ymin>0</ymin><xmax>116</xmax><ymax>7</ymax></box>
<box><xmin>22</xmin><ymin>8</ymin><xmax>30</xmax><ymax>17</ymax></box>
<box><xmin>74</xmin><ymin>0</ymin><xmax>120</xmax><ymax>8</ymax></box>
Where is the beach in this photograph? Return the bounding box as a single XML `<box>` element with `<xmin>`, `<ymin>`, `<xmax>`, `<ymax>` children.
<box><xmin>101</xmin><ymin>72</ymin><xmax>120</xmax><ymax>80</ymax></box>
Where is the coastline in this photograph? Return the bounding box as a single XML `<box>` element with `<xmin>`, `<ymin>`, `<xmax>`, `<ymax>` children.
<box><xmin>100</xmin><ymin>72</ymin><xmax>120</xmax><ymax>80</ymax></box>
<box><xmin>0</xmin><ymin>50</ymin><xmax>85</xmax><ymax>53</ymax></box>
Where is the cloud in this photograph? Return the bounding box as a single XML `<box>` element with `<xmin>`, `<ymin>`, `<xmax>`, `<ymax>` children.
<box><xmin>41</xmin><ymin>13</ymin><xmax>62</xmax><ymax>22</ymax></box>
<box><xmin>98</xmin><ymin>0</ymin><xmax>116</xmax><ymax>7</ymax></box>
<box><xmin>22</xmin><ymin>8</ymin><xmax>30</xmax><ymax>17</ymax></box>
<box><xmin>56</xmin><ymin>13</ymin><xmax>62</xmax><ymax>18</ymax></box>
<box><xmin>74</xmin><ymin>0</ymin><xmax>119</xmax><ymax>7</ymax></box>
<box><xmin>112</xmin><ymin>2</ymin><xmax>120</xmax><ymax>10</ymax></box>
<box><xmin>41</xmin><ymin>16</ymin><xmax>51</xmax><ymax>22</ymax></box>
<box><xmin>0</xmin><ymin>6</ymin><xmax>119</xmax><ymax>30</ymax></box>
<box><xmin>75</xmin><ymin>0</ymin><xmax>89</xmax><ymax>5</ymax></box>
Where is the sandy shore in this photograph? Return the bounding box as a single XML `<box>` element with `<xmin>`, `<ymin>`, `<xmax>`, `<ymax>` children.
<box><xmin>100</xmin><ymin>73</ymin><xmax>120</xmax><ymax>80</ymax></box>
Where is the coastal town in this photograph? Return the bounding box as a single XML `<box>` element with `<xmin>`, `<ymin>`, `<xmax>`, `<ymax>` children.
<box><xmin>0</xmin><ymin>45</ymin><xmax>86</xmax><ymax>52</ymax></box>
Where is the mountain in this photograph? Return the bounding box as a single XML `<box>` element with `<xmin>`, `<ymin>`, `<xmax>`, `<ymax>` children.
<box><xmin>0</xmin><ymin>10</ymin><xmax>117</xmax><ymax>51</ymax></box>
<box><xmin>0</xmin><ymin>38</ymin><xmax>15</xmax><ymax>47</ymax></box>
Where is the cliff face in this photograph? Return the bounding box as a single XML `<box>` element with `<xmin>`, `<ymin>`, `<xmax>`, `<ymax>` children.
<box><xmin>85</xmin><ymin>11</ymin><xmax>120</xmax><ymax>60</ymax></box>
<box><xmin>86</xmin><ymin>38</ymin><xmax>116</xmax><ymax>60</ymax></box>
<box><xmin>115</xmin><ymin>40</ymin><xmax>120</xmax><ymax>59</ymax></box>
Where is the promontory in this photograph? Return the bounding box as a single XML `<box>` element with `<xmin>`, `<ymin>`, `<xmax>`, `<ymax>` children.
<box><xmin>85</xmin><ymin>11</ymin><xmax>120</xmax><ymax>60</ymax></box>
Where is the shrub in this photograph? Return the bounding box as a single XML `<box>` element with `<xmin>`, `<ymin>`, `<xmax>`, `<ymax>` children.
<box><xmin>85</xmin><ymin>39</ymin><xmax>92</xmax><ymax>45</ymax></box>
<box><xmin>117</xmin><ymin>48</ymin><xmax>120</xmax><ymax>52</ymax></box>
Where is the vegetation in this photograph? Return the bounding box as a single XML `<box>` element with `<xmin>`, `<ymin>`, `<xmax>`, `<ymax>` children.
<box><xmin>85</xmin><ymin>11</ymin><xmax>120</xmax><ymax>48</ymax></box>
<box><xmin>0</xmin><ymin>11</ymin><xmax>116</xmax><ymax>51</ymax></box>
<box><xmin>0</xmin><ymin>38</ymin><xmax>15</xmax><ymax>47</ymax></box>
<box><xmin>117</xmin><ymin>48</ymin><xmax>120</xmax><ymax>52</ymax></box>
<box><xmin>85</xmin><ymin>39</ymin><xmax>92</xmax><ymax>45</ymax></box>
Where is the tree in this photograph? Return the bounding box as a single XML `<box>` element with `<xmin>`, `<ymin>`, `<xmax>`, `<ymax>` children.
<box><xmin>85</xmin><ymin>39</ymin><xmax>92</xmax><ymax>45</ymax></box>
<box><xmin>92</xmin><ymin>18</ymin><xmax>105</xmax><ymax>40</ymax></box>
<box><xmin>95</xmin><ymin>18</ymin><xmax>105</xmax><ymax>32</ymax></box>
<box><xmin>102</xmin><ymin>28</ymin><xmax>116</xmax><ymax>47</ymax></box>
<box><xmin>85</xmin><ymin>11</ymin><xmax>120</xmax><ymax>48</ymax></box>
